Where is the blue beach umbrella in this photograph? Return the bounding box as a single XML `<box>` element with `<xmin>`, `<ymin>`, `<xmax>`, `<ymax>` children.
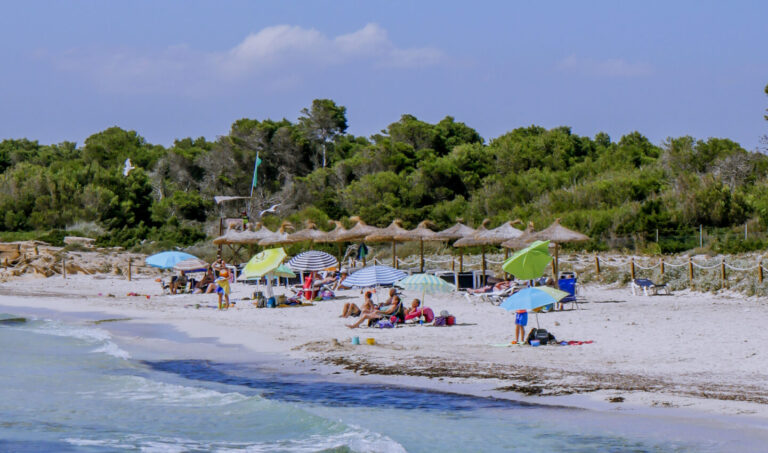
<box><xmin>145</xmin><ymin>251</ymin><xmax>198</xmax><ymax>269</ymax></box>
<box><xmin>500</xmin><ymin>286</ymin><xmax>569</xmax><ymax>328</ymax></box>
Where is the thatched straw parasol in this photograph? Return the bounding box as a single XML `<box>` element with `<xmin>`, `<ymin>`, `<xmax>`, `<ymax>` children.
<box><xmin>258</xmin><ymin>221</ymin><xmax>295</xmax><ymax>247</ymax></box>
<box><xmin>435</xmin><ymin>218</ymin><xmax>476</xmax><ymax>272</ymax></box>
<box><xmin>315</xmin><ymin>220</ymin><xmax>349</xmax><ymax>264</ymax></box>
<box><xmin>213</xmin><ymin>223</ymin><xmax>273</xmax><ymax>246</ymax></box>
<box><xmin>335</xmin><ymin>216</ymin><xmax>382</xmax><ymax>242</ymax></box>
<box><xmin>394</xmin><ymin>220</ymin><xmax>444</xmax><ymax>272</ymax></box>
<box><xmin>454</xmin><ymin>219</ymin><xmax>523</xmax><ymax>285</ymax></box>
<box><xmin>501</xmin><ymin>222</ymin><xmax>536</xmax><ymax>250</ymax></box>
<box><xmin>365</xmin><ymin>219</ymin><xmax>410</xmax><ymax>268</ymax></box>
<box><xmin>453</xmin><ymin>219</ymin><xmax>490</xmax><ymax>282</ymax></box>
<box><xmin>284</xmin><ymin>221</ymin><xmax>326</xmax><ymax>248</ymax></box>
<box><xmin>528</xmin><ymin>218</ymin><xmax>589</xmax><ymax>284</ymax></box>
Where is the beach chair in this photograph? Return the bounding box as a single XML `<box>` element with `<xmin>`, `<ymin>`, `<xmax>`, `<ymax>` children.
<box><xmin>557</xmin><ymin>277</ymin><xmax>581</xmax><ymax>310</ymax></box>
<box><xmin>631</xmin><ymin>278</ymin><xmax>670</xmax><ymax>296</ymax></box>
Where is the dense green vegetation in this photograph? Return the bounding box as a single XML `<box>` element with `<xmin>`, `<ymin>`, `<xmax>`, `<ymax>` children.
<box><xmin>2</xmin><ymin>90</ymin><xmax>768</xmax><ymax>254</ymax></box>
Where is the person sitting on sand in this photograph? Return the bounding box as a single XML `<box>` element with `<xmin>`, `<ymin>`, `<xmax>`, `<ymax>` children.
<box><xmin>170</xmin><ymin>271</ymin><xmax>188</xmax><ymax>295</ymax></box>
<box><xmin>333</xmin><ymin>269</ymin><xmax>349</xmax><ymax>290</ymax></box>
<box><xmin>215</xmin><ymin>269</ymin><xmax>231</xmax><ymax>310</ymax></box>
<box><xmin>195</xmin><ymin>267</ymin><xmax>215</xmax><ymax>293</ymax></box>
<box><xmin>346</xmin><ymin>295</ymin><xmax>402</xmax><ymax>328</ymax></box>
<box><xmin>340</xmin><ymin>291</ymin><xmax>374</xmax><ymax>318</ymax></box>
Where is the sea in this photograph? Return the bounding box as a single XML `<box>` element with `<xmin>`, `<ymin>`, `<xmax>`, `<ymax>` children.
<box><xmin>0</xmin><ymin>310</ymin><xmax>765</xmax><ymax>453</ymax></box>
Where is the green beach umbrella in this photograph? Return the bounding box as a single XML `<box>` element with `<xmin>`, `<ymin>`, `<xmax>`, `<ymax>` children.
<box><xmin>396</xmin><ymin>273</ymin><xmax>455</xmax><ymax>323</ymax></box>
<box><xmin>502</xmin><ymin>240</ymin><xmax>552</xmax><ymax>280</ymax></box>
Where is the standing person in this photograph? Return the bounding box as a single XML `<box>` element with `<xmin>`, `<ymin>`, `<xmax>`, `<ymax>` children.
<box><xmin>241</xmin><ymin>211</ymin><xmax>249</xmax><ymax>231</ymax></box>
<box><xmin>215</xmin><ymin>269</ymin><xmax>231</xmax><ymax>310</ymax></box>
<box><xmin>513</xmin><ymin>309</ymin><xmax>528</xmax><ymax>344</ymax></box>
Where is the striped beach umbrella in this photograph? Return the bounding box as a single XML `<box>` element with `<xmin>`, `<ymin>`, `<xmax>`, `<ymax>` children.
<box><xmin>396</xmin><ymin>273</ymin><xmax>455</xmax><ymax>294</ymax></box>
<box><xmin>287</xmin><ymin>251</ymin><xmax>338</xmax><ymax>272</ymax></box>
<box><xmin>343</xmin><ymin>265</ymin><xmax>407</xmax><ymax>288</ymax></box>
<box><xmin>396</xmin><ymin>273</ymin><xmax>455</xmax><ymax>321</ymax></box>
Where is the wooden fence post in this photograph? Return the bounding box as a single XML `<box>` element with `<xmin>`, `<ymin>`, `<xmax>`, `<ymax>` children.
<box><xmin>62</xmin><ymin>255</ymin><xmax>66</xmax><ymax>279</ymax></box>
<box><xmin>721</xmin><ymin>258</ymin><xmax>726</xmax><ymax>289</ymax></box>
<box><xmin>688</xmin><ymin>257</ymin><xmax>693</xmax><ymax>288</ymax></box>
<box><xmin>594</xmin><ymin>254</ymin><xmax>600</xmax><ymax>280</ymax></box>
<box><xmin>759</xmin><ymin>259</ymin><xmax>764</xmax><ymax>284</ymax></box>
<box><xmin>630</xmin><ymin>257</ymin><xmax>635</xmax><ymax>280</ymax></box>
<box><xmin>128</xmin><ymin>258</ymin><xmax>132</xmax><ymax>282</ymax></box>
<box><xmin>660</xmin><ymin>258</ymin><xmax>665</xmax><ymax>276</ymax></box>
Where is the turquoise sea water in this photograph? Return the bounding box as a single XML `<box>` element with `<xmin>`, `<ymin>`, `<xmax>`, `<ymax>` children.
<box><xmin>0</xmin><ymin>313</ymin><xmax>763</xmax><ymax>452</ymax></box>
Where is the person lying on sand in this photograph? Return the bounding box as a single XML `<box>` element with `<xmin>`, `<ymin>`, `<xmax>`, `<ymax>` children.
<box><xmin>467</xmin><ymin>280</ymin><xmax>513</xmax><ymax>294</ymax></box>
<box><xmin>340</xmin><ymin>291</ymin><xmax>374</xmax><ymax>318</ymax></box>
<box><xmin>347</xmin><ymin>295</ymin><xmax>402</xmax><ymax>328</ymax></box>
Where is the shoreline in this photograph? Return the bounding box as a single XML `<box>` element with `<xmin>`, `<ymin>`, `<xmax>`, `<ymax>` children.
<box><xmin>2</xmin><ymin>274</ymin><xmax>768</xmax><ymax>424</ymax></box>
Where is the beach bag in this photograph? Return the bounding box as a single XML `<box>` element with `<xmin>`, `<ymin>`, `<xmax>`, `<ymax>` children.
<box><xmin>433</xmin><ymin>316</ymin><xmax>447</xmax><ymax>327</ymax></box>
<box><xmin>534</xmin><ymin>328</ymin><xmax>552</xmax><ymax>345</ymax></box>
<box><xmin>446</xmin><ymin>316</ymin><xmax>456</xmax><ymax>326</ymax></box>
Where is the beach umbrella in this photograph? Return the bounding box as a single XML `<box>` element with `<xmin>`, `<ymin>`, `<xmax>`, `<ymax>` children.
<box><xmin>453</xmin><ymin>219</ymin><xmax>523</xmax><ymax>285</ymax></box>
<box><xmin>435</xmin><ymin>218</ymin><xmax>476</xmax><ymax>272</ymax></box>
<box><xmin>287</xmin><ymin>250</ymin><xmax>338</xmax><ymax>272</ymax></box>
<box><xmin>284</xmin><ymin>221</ymin><xmax>327</xmax><ymax>248</ymax></box>
<box><xmin>502</xmin><ymin>240</ymin><xmax>552</xmax><ymax>280</ymax></box>
<box><xmin>258</xmin><ymin>221</ymin><xmax>294</xmax><ymax>247</ymax></box>
<box><xmin>242</xmin><ymin>248</ymin><xmax>287</xmax><ymax>278</ymax></box>
<box><xmin>172</xmin><ymin>258</ymin><xmax>208</xmax><ymax>272</ymax></box>
<box><xmin>365</xmin><ymin>219</ymin><xmax>410</xmax><ymax>268</ymax></box>
<box><xmin>335</xmin><ymin>216</ymin><xmax>382</xmax><ymax>242</ymax></box>
<box><xmin>396</xmin><ymin>273</ymin><xmax>455</xmax><ymax>321</ymax></box>
<box><xmin>528</xmin><ymin>219</ymin><xmax>590</xmax><ymax>284</ymax></box>
<box><xmin>343</xmin><ymin>264</ymin><xmax>407</xmax><ymax>288</ymax></box>
<box><xmin>145</xmin><ymin>251</ymin><xmax>198</xmax><ymax>269</ymax></box>
<box><xmin>499</xmin><ymin>286</ymin><xmax>569</xmax><ymax>328</ymax></box>
<box><xmin>243</xmin><ymin>247</ymin><xmax>288</xmax><ymax>300</ymax></box>
<box><xmin>394</xmin><ymin>220</ymin><xmax>445</xmax><ymax>273</ymax></box>
<box><xmin>501</xmin><ymin>222</ymin><xmax>536</xmax><ymax>250</ymax></box>
<box><xmin>315</xmin><ymin>220</ymin><xmax>349</xmax><ymax>264</ymax></box>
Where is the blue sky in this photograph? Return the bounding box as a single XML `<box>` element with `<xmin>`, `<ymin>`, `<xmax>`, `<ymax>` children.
<box><xmin>1</xmin><ymin>0</ymin><xmax>766</xmax><ymax>149</ymax></box>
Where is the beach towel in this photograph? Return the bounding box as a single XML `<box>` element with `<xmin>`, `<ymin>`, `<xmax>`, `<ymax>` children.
<box><xmin>405</xmin><ymin>307</ymin><xmax>434</xmax><ymax>323</ymax></box>
<box><xmin>215</xmin><ymin>277</ymin><xmax>230</xmax><ymax>295</ymax></box>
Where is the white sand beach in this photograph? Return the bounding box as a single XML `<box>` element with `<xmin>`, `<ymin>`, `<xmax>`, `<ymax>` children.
<box><xmin>2</xmin><ymin>272</ymin><xmax>767</xmax><ymax>421</ymax></box>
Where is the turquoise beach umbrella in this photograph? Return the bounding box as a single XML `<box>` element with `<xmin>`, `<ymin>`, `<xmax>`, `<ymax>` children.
<box><xmin>396</xmin><ymin>273</ymin><xmax>455</xmax><ymax>322</ymax></box>
<box><xmin>500</xmin><ymin>286</ymin><xmax>569</xmax><ymax>328</ymax></box>
<box><xmin>145</xmin><ymin>251</ymin><xmax>198</xmax><ymax>269</ymax></box>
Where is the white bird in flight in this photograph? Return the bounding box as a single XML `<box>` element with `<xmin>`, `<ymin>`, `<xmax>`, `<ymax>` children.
<box><xmin>123</xmin><ymin>158</ymin><xmax>136</xmax><ymax>176</ymax></box>
<box><xmin>259</xmin><ymin>203</ymin><xmax>281</xmax><ymax>217</ymax></box>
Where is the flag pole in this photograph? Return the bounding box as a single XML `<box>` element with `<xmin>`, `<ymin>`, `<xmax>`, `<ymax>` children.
<box><xmin>249</xmin><ymin>152</ymin><xmax>259</xmax><ymax>215</ymax></box>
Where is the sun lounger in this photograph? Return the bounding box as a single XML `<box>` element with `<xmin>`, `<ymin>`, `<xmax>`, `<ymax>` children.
<box><xmin>631</xmin><ymin>278</ymin><xmax>670</xmax><ymax>296</ymax></box>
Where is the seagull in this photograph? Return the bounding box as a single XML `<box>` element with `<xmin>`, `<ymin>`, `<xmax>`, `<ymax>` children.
<box><xmin>123</xmin><ymin>158</ymin><xmax>136</xmax><ymax>176</ymax></box>
<box><xmin>259</xmin><ymin>203</ymin><xmax>281</xmax><ymax>217</ymax></box>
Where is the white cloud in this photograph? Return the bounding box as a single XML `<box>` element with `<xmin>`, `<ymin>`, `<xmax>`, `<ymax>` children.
<box><xmin>558</xmin><ymin>55</ymin><xmax>654</xmax><ymax>77</ymax></box>
<box><xmin>51</xmin><ymin>23</ymin><xmax>444</xmax><ymax>94</ymax></box>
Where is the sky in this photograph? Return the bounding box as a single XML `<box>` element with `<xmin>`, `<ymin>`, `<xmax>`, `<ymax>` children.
<box><xmin>1</xmin><ymin>0</ymin><xmax>766</xmax><ymax>150</ymax></box>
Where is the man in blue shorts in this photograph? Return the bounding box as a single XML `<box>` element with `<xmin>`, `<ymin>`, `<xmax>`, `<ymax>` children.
<box><xmin>514</xmin><ymin>309</ymin><xmax>527</xmax><ymax>344</ymax></box>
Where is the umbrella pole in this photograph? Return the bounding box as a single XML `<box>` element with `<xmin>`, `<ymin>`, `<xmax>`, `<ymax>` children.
<box><xmin>420</xmin><ymin>239</ymin><xmax>424</xmax><ymax>273</ymax></box>
<box><xmin>459</xmin><ymin>248</ymin><xmax>463</xmax><ymax>273</ymax></box>
<box><xmin>535</xmin><ymin>311</ymin><xmax>540</xmax><ymax>329</ymax></box>
<box><xmin>392</xmin><ymin>241</ymin><xmax>397</xmax><ymax>268</ymax></box>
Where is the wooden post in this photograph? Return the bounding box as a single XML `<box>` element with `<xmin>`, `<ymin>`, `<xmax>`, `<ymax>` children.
<box><xmin>62</xmin><ymin>255</ymin><xmax>66</xmax><ymax>279</ymax></box>
<box><xmin>35</xmin><ymin>246</ymin><xmax>39</xmax><ymax>256</ymax></box>
<box><xmin>459</xmin><ymin>249</ymin><xmax>464</xmax><ymax>273</ymax></box>
<box><xmin>721</xmin><ymin>258</ymin><xmax>726</xmax><ymax>289</ymax></box>
<box><xmin>451</xmin><ymin>257</ymin><xmax>455</xmax><ymax>272</ymax></box>
<box><xmin>481</xmin><ymin>246</ymin><xmax>487</xmax><ymax>286</ymax></box>
<box><xmin>688</xmin><ymin>257</ymin><xmax>694</xmax><ymax>288</ymax></box>
<box><xmin>392</xmin><ymin>241</ymin><xmax>397</xmax><ymax>268</ymax></box>
<box><xmin>218</xmin><ymin>217</ymin><xmax>224</xmax><ymax>258</ymax></box>
<box><xmin>759</xmin><ymin>259</ymin><xmax>763</xmax><ymax>283</ymax></box>
<box><xmin>128</xmin><ymin>258</ymin><xmax>132</xmax><ymax>281</ymax></box>
<box><xmin>594</xmin><ymin>254</ymin><xmax>600</xmax><ymax>279</ymax></box>
<box><xmin>660</xmin><ymin>258</ymin><xmax>665</xmax><ymax>276</ymax></box>
<box><xmin>630</xmin><ymin>257</ymin><xmax>635</xmax><ymax>280</ymax></box>
<box><xmin>419</xmin><ymin>239</ymin><xmax>424</xmax><ymax>273</ymax></box>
